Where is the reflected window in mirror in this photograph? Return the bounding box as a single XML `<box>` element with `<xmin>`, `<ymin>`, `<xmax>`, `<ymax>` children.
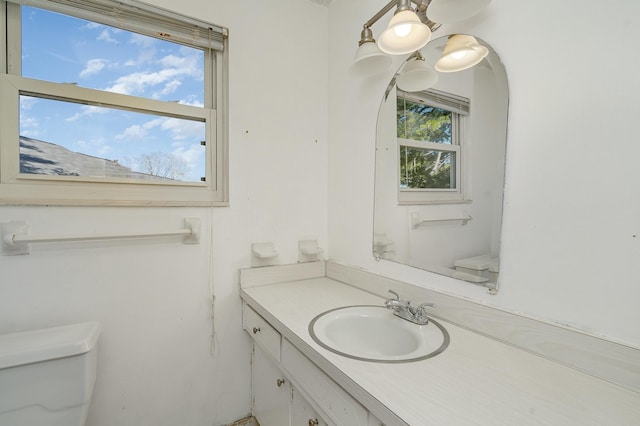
<box><xmin>397</xmin><ymin>89</ymin><xmax>470</xmax><ymax>204</ymax></box>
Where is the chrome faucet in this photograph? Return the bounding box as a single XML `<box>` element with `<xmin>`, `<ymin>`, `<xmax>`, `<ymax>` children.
<box><xmin>384</xmin><ymin>290</ymin><xmax>435</xmax><ymax>325</ymax></box>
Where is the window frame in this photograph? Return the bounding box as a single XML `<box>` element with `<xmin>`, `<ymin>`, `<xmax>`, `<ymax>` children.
<box><xmin>0</xmin><ymin>0</ymin><xmax>229</xmax><ymax>206</ymax></box>
<box><xmin>397</xmin><ymin>89</ymin><xmax>470</xmax><ymax>205</ymax></box>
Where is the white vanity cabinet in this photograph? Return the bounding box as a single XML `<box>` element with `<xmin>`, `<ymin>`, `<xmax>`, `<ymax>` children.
<box><xmin>243</xmin><ymin>303</ymin><xmax>383</xmax><ymax>426</ymax></box>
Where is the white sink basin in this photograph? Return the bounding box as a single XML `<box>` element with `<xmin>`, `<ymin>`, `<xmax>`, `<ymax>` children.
<box><xmin>309</xmin><ymin>305</ymin><xmax>449</xmax><ymax>363</ymax></box>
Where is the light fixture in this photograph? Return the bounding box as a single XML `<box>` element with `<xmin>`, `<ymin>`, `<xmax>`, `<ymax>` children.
<box><xmin>435</xmin><ymin>34</ymin><xmax>489</xmax><ymax>73</ymax></box>
<box><xmin>352</xmin><ymin>27</ymin><xmax>393</xmax><ymax>75</ymax></box>
<box><xmin>378</xmin><ymin>0</ymin><xmax>431</xmax><ymax>55</ymax></box>
<box><xmin>352</xmin><ymin>0</ymin><xmax>491</xmax><ymax>81</ymax></box>
<box><xmin>396</xmin><ymin>52</ymin><xmax>439</xmax><ymax>92</ymax></box>
<box><xmin>427</xmin><ymin>0</ymin><xmax>492</xmax><ymax>24</ymax></box>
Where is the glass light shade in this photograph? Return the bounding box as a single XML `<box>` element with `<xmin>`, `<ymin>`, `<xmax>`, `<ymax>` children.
<box><xmin>378</xmin><ymin>10</ymin><xmax>432</xmax><ymax>55</ymax></box>
<box><xmin>396</xmin><ymin>59</ymin><xmax>439</xmax><ymax>92</ymax></box>
<box><xmin>352</xmin><ymin>41</ymin><xmax>392</xmax><ymax>75</ymax></box>
<box><xmin>435</xmin><ymin>35</ymin><xmax>489</xmax><ymax>73</ymax></box>
<box><xmin>427</xmin><ymin>0</ymin><xmax>491</xmax><ymax>23</ymax></box>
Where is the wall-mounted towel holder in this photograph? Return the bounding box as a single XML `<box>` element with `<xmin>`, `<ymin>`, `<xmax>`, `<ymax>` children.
<box><xmin>1</xmin><ymin>218</ymin><xmax>201</xmax><ymax>256</ymax></box>
<box><xmin>410</xmin><ymin>211</ymin><xmax>472</xmax><ymax>229</ymax></box>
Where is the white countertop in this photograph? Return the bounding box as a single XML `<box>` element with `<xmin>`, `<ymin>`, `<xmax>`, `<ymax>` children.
<box><xmin>241</xmin><ymin>277</ymin><xmax>640</xmax><ymax>426</ymax></box>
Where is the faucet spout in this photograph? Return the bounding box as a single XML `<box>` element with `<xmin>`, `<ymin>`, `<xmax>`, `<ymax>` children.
<box><xmin>383</xmin><ymin>290</ymin><xmax>435</xmax><ymax>325</ymax></box>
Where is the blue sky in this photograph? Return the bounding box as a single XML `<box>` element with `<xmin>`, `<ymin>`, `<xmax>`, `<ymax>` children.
<box><xmin>19</xmin><ymin>6</ymin><xmax>206</xmax><ymax>181</ymax></box>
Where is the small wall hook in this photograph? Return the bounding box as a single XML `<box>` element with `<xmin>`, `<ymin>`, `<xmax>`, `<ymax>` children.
<box><xmin>251</xmin><ymin>242</ymin><xmax>278</xmax><ymax>267</ymax></box>
<box><xmin>298</xmin><ymin>239</ymin><xmax>323</xmax><ymax>263</ymax></box>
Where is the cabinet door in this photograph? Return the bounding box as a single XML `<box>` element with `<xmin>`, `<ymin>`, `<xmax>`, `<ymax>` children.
<box><xmin>281</xmin><ymin>339</ymin><xmax>368</xmax><ymax>426</ymax></box>
<box><xmin>253</xmin><ymin>345</ymin><xmax>290</xmax><ymax>426</ymax></box>
<box><xmin>290</xmin><ymin>387</ymin><xmax>328</xmax><ymax>426</ymax></box>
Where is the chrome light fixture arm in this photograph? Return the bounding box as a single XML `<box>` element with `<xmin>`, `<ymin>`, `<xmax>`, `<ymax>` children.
<box><xmin>359</xmin><ymin>0</ymin><xmax>437</xmax><ymax>43</ymax></box>
<box><xmin>361</xmin><ymin>0</ymin><xmax>398</xmax><ymax>33</ymax></box>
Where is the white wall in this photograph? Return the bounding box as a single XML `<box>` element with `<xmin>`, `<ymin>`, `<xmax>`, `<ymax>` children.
<box><xmin>328</xmin><ymin>0</ymin><xmax>640</xmax><ymax>347</ymax></box>
<box><xmin>0</xmin><ymin>1</ymin><xmax>328</xmax><ymax>425</ymax></box>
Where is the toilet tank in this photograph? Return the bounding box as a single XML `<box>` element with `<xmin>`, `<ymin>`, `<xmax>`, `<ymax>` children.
<box><xmin>0</xmin><ymin>321</ymin><xmax>101</xmax><ymax>426</ymax></box>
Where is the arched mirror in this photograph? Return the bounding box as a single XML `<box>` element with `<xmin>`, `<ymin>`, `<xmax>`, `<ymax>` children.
<box><xmin>373</xmin><ymin>35</ymin><xmax>508</xmax><ymax>292</ymax></box>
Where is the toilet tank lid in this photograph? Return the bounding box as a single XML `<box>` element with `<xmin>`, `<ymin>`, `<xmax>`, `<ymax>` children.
<box><xmin>0</xmin><ymin>321</ymin><xmax>101</xmax><ymax>370</ymax></box>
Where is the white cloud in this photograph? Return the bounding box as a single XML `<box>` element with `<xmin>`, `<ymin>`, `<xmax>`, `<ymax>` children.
<box><xmin>97</xmin><ymin>29</ymin><xmax>118</xmax><ymax>44</ymax></box>
<box><xmin>164</xmin><ymin>118</ymin><xmax>204</xmax><ymax>141</ymax></box>
<box><xmin>84</xmin><ymin>22</ymin><xmax>102</xmax><ymax>30</ymax></box>
<box><xmin>115</xmin><ymin>124</ymin><xmax>147</xmax><ymax>140</ymax></box>
<box><xmin>20</xmin><ymin>129</ymin><xmax>40</xmax><ymax>138</ymax></box>
<box><xmin>160</xmin><ymin>54</ymin><xmax>187</xmax><ymax>68</ymax></box>
<box><xmin>76</xmin><ymin>137</ymin><xmax>111</xmax><ymax>158</ymax></box>
<box><xmin>19</xmin><ymin>98</ymin><xmax>40</xmax><ymax>136</ymax></box>
<box><xmin>178</xmin><ymin>96</ymin><xmax>204</xmax><ymax>108</ymax></box>
<box><xmin>80</xmin><ymin>59</ymin><xmax>107</xmax><ymax>78</ymax></box>
<box><xmin>115</xmin><ymin>118</ymin><xmax>164</xmax><ymax>140</ymax></box>
<box><xmin>20</xmin><ymin>116</ymin><xmax>39</xmax><ymax>130</ymax></box>
<box><xmin>172</xmin><ymin>143</ymin><xmax>203</xmax><ymax>166</ymax></box>
<box><xmin>65</xmin><ymin>105</ymin><xmax>107</xmax><ymax>122</ymax></box>
<box><xmin>129</xmin><ymin>33</ymin><xmax>157</xmax><ymax>48</ymax></box>
<box><xmin>163</xmin><ymin>51</ymin><xmax>201</xmax><ymax>78</ymax></box>
<box><xmin>168</xmin><ymin>142</ymin><xmax>205</xmax><ymax>181</ymax></box>
<box><xmin>20</xmin><ymin>96</ymin><xmax>38</xmax><ymax>111</ymax></box>
<box><xmin>143</xmin><ymin>118</ymin><xmax>165</xmax><ymax>130</ymax></box>
<box><xmin>98</xmin><ymin>145</ymin><xmax>112</xmax><ymax>157</ymax></box>
<box><xmin>104</xmin><ymin>49</ymin><xmax>202</xmax><ymax>99</ymax></box>
<box><xmin>155</xmin><ymin>79</ymin><xmax>182</xmax><ymax>97</ymax></box>
<box><xmin>105</xmin><ymin>68</ymin><xmax>181</xmax><ymax>96</ymax></box>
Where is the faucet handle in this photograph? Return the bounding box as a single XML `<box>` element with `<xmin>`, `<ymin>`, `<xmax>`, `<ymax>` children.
<box><xmin>386</xmin><ymin>290</ymin><xmax>411</xmax><ymax>306</ymax></box>
<box><xmin>384</xmin><ymin>290</ymin><xmax>412</xmax><ymax>311</ymax></box>
<box><xmin>416</xmin><ymin>302</ymin><xmax>436</xmax><ymax>312</ymax></box>
<box><xmin>415</xmin><ymin>303</ymin><xmax>436</xmax><ymax>324</ymax></box>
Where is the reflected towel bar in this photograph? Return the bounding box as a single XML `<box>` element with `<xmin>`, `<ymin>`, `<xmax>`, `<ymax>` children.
<box><xmin>410</xmin><ymin>212</ymin><xmax>472</xmax><ymax>228</ymax></box>
<box><xmin>1</xmin><ymin>217</ymin><xmax>200</xmax><ymax>255</ymax></box>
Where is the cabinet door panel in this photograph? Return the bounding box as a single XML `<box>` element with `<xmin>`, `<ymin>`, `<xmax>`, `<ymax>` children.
<box><xmin>291</xmin><ymin>387</ymin><xmax>328</xmax><ymax>426</ymax></box>
<box><xmin>253</xmin><ymin>345</ymin><xmax>290</xmax><ymax>426</ymax></box>
<box><xmin>281</xmin><ymin>339</ymin><xmax>368</xmax><ymax>426</ymax></box>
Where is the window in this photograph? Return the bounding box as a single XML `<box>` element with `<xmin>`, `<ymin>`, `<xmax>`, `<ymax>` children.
<box><xmin>396</xmin><ymin>89</ymin><xmax>469</xmax><ymax>204</ymax></box>
<box><xmin>0</xmin><ymin>0</ymin><xmax>228</xmax><ymax>206</ymax></box>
